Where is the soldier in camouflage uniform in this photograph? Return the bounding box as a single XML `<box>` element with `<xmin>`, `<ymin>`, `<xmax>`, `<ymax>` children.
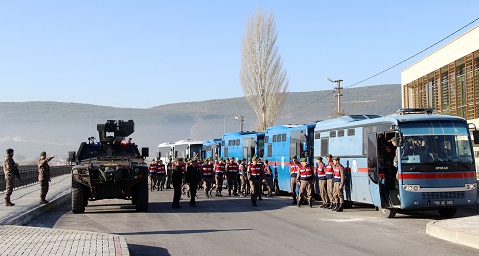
<box><xmin>38</xmin><ymin>151</ymin><xmax>54</xmax><ymax>204</ymax></box>
<box><xmin>3</xmin><ymin>148</ymin><xmax>19</xmax><ymax>206</ymax></box>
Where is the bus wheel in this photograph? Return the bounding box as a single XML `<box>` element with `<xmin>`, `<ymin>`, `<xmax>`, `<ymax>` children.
<box><xmin>379</xmin><ymin>207</ymin><xmax>397</xmax><ymax>218</ymax></box>
<box><xmin>438</xmin><ymin>208</ymin><xmax>457</xmax><ymax>218</ymax></box>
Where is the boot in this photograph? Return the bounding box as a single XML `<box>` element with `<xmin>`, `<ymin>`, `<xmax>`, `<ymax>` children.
<box><xmin>335</xmin><ymin>204</ymin><xmax>343</xmax><ymax>212</ymax></box>
<box><xmin>40</xmin><ymin>198</ymin><xmax>49</xmax><ymax>204</ymax></box>
<box><xmin>332</xmin><ymin>203</ymin><xmax>340</xmax><ymax>211</ymax></box>
<box><xmin>5</xmin><ymin>199</ymin><xmax>15</xmax><ymax>206</ymax></box>
<box><xmin>297</xmin><ymin>200</ymin><xmax>301</xmax><ymax>207</ymax></box>
<box><xmin>328</xmin><ymin>203</ymin><xmax>336</xmax><ymax>209</ymax></box>
<box><xmin>321</xmin><ymin>203</ymin><xmax>328</xmax><ymax>208</ymax></box>
<box><xmin>292</xmin><ymin>199</ymin><xmax>297</xmax><ymax>205</ymax></box>
<box><xmin>252</xmin><ymin>199</ymin><xmax>258</xmax><ymax>206</ymax></box>
<box><xmin>309</xmin><ymin>200</ymin><xmax>313</xmax><ymax>208</ymax></box>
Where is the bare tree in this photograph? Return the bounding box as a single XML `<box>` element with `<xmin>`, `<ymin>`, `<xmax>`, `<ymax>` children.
<box><xmin>240</xmin><ymin>10</ymin><xmax>288</xmax><ymax>131</ymax></box>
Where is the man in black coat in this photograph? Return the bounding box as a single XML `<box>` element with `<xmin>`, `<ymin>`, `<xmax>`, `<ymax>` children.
<box><xmin>172</xmin><ymin>158</ymin><xmax>184</xmax><ymax>209</ymax></box>
<box><xmin>185</xmin><ymin>158</ymin><xmax>201</xmax><ymax>207</ymax></box>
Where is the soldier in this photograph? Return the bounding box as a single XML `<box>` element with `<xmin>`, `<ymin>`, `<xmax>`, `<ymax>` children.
<box><xmin>214</xmin><ymin>157</ymin><xmax>225</xmax><ymax>196</ymax></box>
<box><xmin>202</xmin><ymin>158</ymin><xmax>214</xmax><ymax>197</ymax></box>
<box><xmin>172</xmin><ymin>158</ymin><xmax>184</xmax><ymax>209</ymax></box>
<box><xmin>38</xmin><ymin>151</ymin><xmax>54</xmax><ymax>204</ymax></box>
<box><xmin>263</xmin><ymin>160</ymin><xmax>273</xmax><ymax>197</ymax></box>
<box><xmin>289</xmin><ymin>156</ymin><xmax>301</xmax><ymax>205</ymax></box>
<box><xmin>3</xmin><ymin>148</ymin><xmax>19</xmax><ymax>206</ymax></box>
<box><xmin>247</xmin><ymin>156</ymin><xmax>264</xmax><ymax>206</ymax></box>
<box><xmin>238</xmin><ymin>159</ymin><xmax>246</xmax><ymax>196</ymax></box>
<box><xmin>165</xmin><ymin>157</ymin><xmax>173</xmax><ymax>189</ymax></box>
<box><xmin>325</xmin><ymin>154</ymin><xmax>335</xmax><ymax>209</ymax></box>
<box><xmin>185</xmin><ymin>158</ymin><xmax>201</xmax><ymax>207</ymax></box>
<box><xmin>296</xmin><ymin>157</ymin><xmax>314</xmax><ymax>207</ymax></box>
<box><xmin>156</xmin><ymin>159</ymin><xmax>166</xmax><ymax>191</ymax></box>
<box><xmin>226</xmin><ymin>157</ymin><xmax>239</xmax><ymax>196</ymax></box>
<box><xmin>148</xmin><ymin>159</ymin><xmax>158</xmax><ymax>191</ymax></box>
<box><xmin>315</xmin><ymin>156</ymin><xmax>328</xmax><ymax>208</ymax></box>
<box><xmin>332</xmin><ymin>156</ymin><xmax>345</xmax><ymax>212</ymax></box>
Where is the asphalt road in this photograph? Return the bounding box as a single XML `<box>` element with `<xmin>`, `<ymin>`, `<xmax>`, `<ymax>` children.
<box><xmin>28</xmin><ymin>189</ymin><xmax>479</xmax><ymax>256</ymax></box>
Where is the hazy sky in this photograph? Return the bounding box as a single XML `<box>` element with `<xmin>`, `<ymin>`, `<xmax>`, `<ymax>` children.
<box><xmin>1</xmin><ymin>1</ymin><xmax>478</xmax><ymax>109</ymax></box>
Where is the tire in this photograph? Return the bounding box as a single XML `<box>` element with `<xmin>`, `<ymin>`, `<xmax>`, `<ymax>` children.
<box><xmin>72</xmin><ymin>179</ymin><xmax>86</xmax><ymax>214</ymax></box>
<box><xmin>379</xmin><ymin>207</ymin><xmax>397</xmax><ymax>218</ymax></box>
<box><xmin>438</xmin><ymin>208</ymin><xmax>457</xmax><ymax>218</ymax></box>
<box><xmin>135</xmin><ymin>179</ymin><xmax>149</xmax><ymax>212</ymax></box>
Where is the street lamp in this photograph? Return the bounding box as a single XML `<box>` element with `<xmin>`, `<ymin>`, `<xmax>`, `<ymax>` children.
<box><xmin>223</xmin><ymin>116</ymin><xmax>227</xmax><ymax>133</ymax></box>
<box><xmin>325</xmin><ymin>77</ymin><xmax>343</xmax><ymax>116</ymax></box>
<box><xmin>235</xmin><ymin>115</ymin><xmax>244</xmax><ymax>132</ymax></box>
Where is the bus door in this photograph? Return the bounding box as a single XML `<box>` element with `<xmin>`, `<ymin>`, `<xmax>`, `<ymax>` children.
<box><xmin>367</xmin><ymin>133</ymin><xmax>382</xmax><ymax>207</ymax></box>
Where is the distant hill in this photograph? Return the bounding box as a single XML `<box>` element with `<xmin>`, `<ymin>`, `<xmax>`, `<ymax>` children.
<box><xmin>0</xmin><ymin>84</ymin><xmax>401</xmax><ymax>163</ymax></box>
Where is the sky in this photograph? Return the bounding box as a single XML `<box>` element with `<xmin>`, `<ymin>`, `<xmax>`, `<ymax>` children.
<box><xmin>1</xmin><ymin>1</ymin><xmax>478</xmax><ymax>109</ymax></box>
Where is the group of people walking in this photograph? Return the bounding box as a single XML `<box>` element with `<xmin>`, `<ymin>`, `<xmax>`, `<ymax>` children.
<box><xmin>3</xmin><ymin>148</ymin><xmax>54</xmax><ymax>206</ymax></box>
<box><xmin>150</xmin><ymin>153</ymin><xmax>345</xmax><ymax>211</ymax></box>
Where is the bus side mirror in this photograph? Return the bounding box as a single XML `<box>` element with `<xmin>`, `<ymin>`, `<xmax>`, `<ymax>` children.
<box><xmin>473</xmin><ymin>131</ymin><xmax>479</xmax><ymax>144</ymax></box>
<box><xmin>142</xmin><ymin>147</ymin><xmax>149</xmax><ymax>158</ymax></box>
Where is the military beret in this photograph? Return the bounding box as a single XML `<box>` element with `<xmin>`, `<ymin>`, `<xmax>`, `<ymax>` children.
<box><xmin>316</xmin><ymin>156</ymin><xmax>323</xmax><ymax>160</ymax></box>
<box><xmin>333</xmin><ymin>156</ymin><xmax>340</xmax><ymax>161</ymax></box>
<box><xmin>389</xmin><ymin>137</ymin><xmax>396</xmax><ymax>142</ymax></box>
<box><xmin>191</xmin><ymin>158</ymin><xmax>198</xmax><ymax>162</ymax></box>
<box><xmin>6</xmin><ymin>148</ymin><xmax>14</xmax><ymax>154</ymax></box>
<box><xmin>252</xmin><ymin>156</ymin><xmax>257</xmax><ymax>161</ymax></box>
<box><xmin>176</xmin><ymin>157</ymin><xmax>183</xmax><ymax>162</ymax></box>
<box><xmin>219</xmin><ymin>157</ymin><xmax>223</xmax><ymax>161</ymax></box>
<box><xmin>326</xmin><ymin>154</ymin><xmax>333</xmax><ymax>158</ymax></box>
<box><xmin>292</xmin><ymin>156</ymin><xmax>298</xmax><ymax>160</ymax></box>
<box><xmin>229</xmin><ymin>157</ymin><xmax>234</xmax><ymax>160</ymax></box>
<box><xmin>300</xmin><ymin>157</ymin><xmax>307</xmax><ymax>162</ymax></box>
<box><xmin>264</xmin><ymin>159</ymin><xmax>269</xmax><ymax>164</ymax></box>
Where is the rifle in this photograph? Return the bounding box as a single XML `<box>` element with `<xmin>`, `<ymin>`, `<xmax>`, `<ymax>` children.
<box><xmin>13</xmin><ymin>166</ymin><xmax>21</xmax><ymax>180</ymax></box>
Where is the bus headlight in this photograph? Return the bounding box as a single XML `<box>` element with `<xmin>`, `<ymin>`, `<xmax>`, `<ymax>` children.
<box><xmin>403</xmin><ymin>185</ymin><xmax>420</xmax><ymax>191</ymax></box>
<box><xmin>465</xmin><ymin>183</ymin><xmax>477</xmax><ymax>190</ymax></box>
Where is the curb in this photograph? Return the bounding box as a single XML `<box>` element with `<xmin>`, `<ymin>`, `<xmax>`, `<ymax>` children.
<box><xmin>0</xmin><ymin>190</ymin><xmax>71</xmax><ymax>226</ymax></box>
<box><xmin>426</xmin><ymin>220</ymin><xmax>479</xmax><ymax>250</ymax></box>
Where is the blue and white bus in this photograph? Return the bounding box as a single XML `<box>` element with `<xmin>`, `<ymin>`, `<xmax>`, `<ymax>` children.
<box><xmin>314</xmin><ymin>109</ymin><xmax>477</xmax><ymax>218</ymax></box>
<box><xmin>264</xmin><ymin>124</ymin><xmax>316</xmax><ymax>193</ymax></box>
<box><xmin>221</xmin><ymin>132</ymin><xmax>265</xmax><ymax>162</ymax></box>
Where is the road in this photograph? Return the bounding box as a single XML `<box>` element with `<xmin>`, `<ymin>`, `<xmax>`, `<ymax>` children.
<box><xmin>28</xmin><ymin>189</ymin><xmax>479</xmax><ymax>256</ymax></box>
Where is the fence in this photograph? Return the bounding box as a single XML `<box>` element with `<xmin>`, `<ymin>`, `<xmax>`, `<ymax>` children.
<box><xmin>0</xmin><ymin>165</ymin><xmax>71</xmax><ymax>191</ymax></box>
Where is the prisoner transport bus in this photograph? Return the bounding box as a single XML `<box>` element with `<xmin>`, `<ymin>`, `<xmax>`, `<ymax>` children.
<box><xmin>314</xmin><ymin>109</ymin><xmax>478</xmax><ymax>218</ymax></box>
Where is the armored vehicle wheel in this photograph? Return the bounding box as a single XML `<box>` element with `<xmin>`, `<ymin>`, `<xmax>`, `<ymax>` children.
<box><xmin>72</xmin><ymin>179</ymin><xmax>86</xmax><ymax>214</ymax></box>
<box><xmin>438</xmin><ymin>208</ymin><xmax>457</xmax><ymax>218</ymax></box>
<box><xmin>135</xmin><ymin>179</ymin><xmax>149</xmax><ymax>212</ymax></box>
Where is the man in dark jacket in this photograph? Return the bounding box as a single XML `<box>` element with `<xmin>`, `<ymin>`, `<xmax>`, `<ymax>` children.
<box><xmin>172</xmin><ymin>158</ymin><xmax>184</xmax><ymax>209</ymax></box>
<box><xmin>185</xmin><ymin>158</ymin><xmax>201</xmax><ymax>207</ymax></box>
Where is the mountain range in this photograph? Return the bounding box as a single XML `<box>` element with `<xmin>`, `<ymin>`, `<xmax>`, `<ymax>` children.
<box><xmin>0</xmin><ymin>84</ymin><xmax>401</xmax><ymax>163</ymax></box>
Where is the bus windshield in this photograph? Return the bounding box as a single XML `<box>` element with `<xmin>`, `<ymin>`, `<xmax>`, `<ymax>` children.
<box><xmin>400</xmin><ymin>134</ymin><xmax>473</xmax><ymax>165</ymax></box>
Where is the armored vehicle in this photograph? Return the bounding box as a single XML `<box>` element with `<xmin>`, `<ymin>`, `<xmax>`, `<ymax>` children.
<box><xmin>69</xmin><ymin>120</ymin><xmax>149</xmax><ymax>213</ymax></box>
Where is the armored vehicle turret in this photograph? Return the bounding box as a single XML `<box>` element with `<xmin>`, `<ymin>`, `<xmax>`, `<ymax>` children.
<box><xmin>70</xmin><ymin>120</ymin><xmax>149</xmax><ymax>213</ymax></box>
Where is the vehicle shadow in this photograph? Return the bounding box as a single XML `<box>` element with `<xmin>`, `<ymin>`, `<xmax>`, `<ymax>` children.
<box><xmin>127</xmin><ymin>243</ymin><xmax>170</xmax><ymax>256</ymax></box>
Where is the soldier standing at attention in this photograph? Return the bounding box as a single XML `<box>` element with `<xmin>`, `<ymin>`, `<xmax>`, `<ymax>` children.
<box><xmin>156</xmin><ymin>159</ymin><xmax>166</xmax><ymax>191</ymax></box>
<box><xmin>263</xmin><ymin>160</ymin><xmax>274</xmax><ymax>197</ymax></box>
<box><xmin>148</xmin><ymin>159</ymin><xmax>158</xmax><ymax>191</ymax></box>
<box><xmin>185</xmin><ymin>158</ymin><xmax>201</xmax><ymax>207</ymax></box>
<box><xmin>325</xmin><ymin>154</ymin><xmax>335</xmax><ymax>209</ymax></box>
<box><xmin>332</xmin><ymin>156</ymin><xmax>345</xmax><ymax>212</ymax></box>
<box><xmin>247</xmin><ymin>156</ymin><xmax>264</xmax><ymax>206</ymax></box>
<box><xmin>172</xmin><ymin>158</ymin><xmax>184</xmax><ymax>209</ymax></box>
<box><xmin>38</xmin><ymin>151</ymin><xmax>54</xmax><ymax>204</ymax></box>
<box><xmin>296</xmin><ymin>157</ymin><xmax>314</xmax><ymax>207</ymax></box>
<box><xmin>315</xmin><ymin>156</ymin><xmax>329</xmax><ymax>208</ymax></box>
<box><xmin>226</xmin><ymin>157</ymin><xmax>239</xmax><ymax>196</ymax></box>
<box><xmin>202</xmin><ymin>158</ymin><xmax>214</xmax><ymax>197</ymax></box>
<box><xmin>3</xmin><ymin>148</ymin><xmax>19</xmax><ymax>206</ymax></box>
<box><xmin>289</xmin><ymin>156</ymin><xmax>301</xmax><ymax>205</ymax></box>
<box><xmin>214</xmin><ymin>157</ymin><xmax>225</xmax><ymax>196</ymax></box>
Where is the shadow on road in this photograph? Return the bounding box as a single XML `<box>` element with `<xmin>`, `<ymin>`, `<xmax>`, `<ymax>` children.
<box><xmin>117</xmin><ymin>228</ymin><xmax>253</xmax><ymax>236</ymax></box>
<box><xmin>127</xmin><ymin>243</ymin><xmax>170</xmax><ymax>256</ymax></box>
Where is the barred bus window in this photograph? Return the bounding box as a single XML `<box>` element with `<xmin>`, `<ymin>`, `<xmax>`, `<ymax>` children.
<box><xmin>265</xmin><ymin>136</ymin><xmax>269</xmax><ymax>143</ymax></box>
<box><xmin>282</xmin><ymin>134</ymin><xmax>287</xmax><ymax>141</ymax></box>
<box><xmin>320</xmin><ymin>137</ymin><xmax>329</xmax><ymax>156</ymax></box>
<box><xmin>268</xmin><ymin>144</ymin><xmax>272</xmax><ymax>157</ymax></box>
<box><xmin>273</xmin><ymin>135</ymin><xmax>277</xmax><ymax>142</ymax></box>
<box><xmin>236</xmin><ymin>139</ymin><xmax>240</xmax><ymax>146</ymax></box>
<box><xmin>314</xmin><ymin>132</ymin><xmax>321</xmax><ymax>139</ymax></box>
<box><xmin>330</xmin><ymin>131</ymin><xmax>336</xmax><ymax>137</ymax></box>
<box><xmin>347</xmin><ymin>129</ymin><xmax>355</xmax><ymax>136</ymax></box>
<box><xmin>338</xmin><ymin>130</ymin><xmax>345</xmax><ymax>137</ymax></box>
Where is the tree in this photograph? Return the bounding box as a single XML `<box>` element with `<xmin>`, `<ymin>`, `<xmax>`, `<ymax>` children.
<box><xmin>240</xmin><ymin>9</ymin><xmax>288</xmax><ymax>132</ymax></box>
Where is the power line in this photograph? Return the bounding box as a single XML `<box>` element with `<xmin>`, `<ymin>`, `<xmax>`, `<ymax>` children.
<box><xmin>282</xmin><ymin>17</ymin><xmax>479</xmax><ymax>116</ymax></box>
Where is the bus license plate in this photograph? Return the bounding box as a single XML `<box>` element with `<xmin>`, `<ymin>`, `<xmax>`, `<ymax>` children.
<box><xmin>434</xmin><ymin>200</ymin><xmax>454</xmax><ymax>206</ymax></box>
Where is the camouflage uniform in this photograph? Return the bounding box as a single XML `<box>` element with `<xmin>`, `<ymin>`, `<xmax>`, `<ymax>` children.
<box><xmin>3</xmin><ymin>149</ymin><xmax>17</xmax><ymax>206</ymax></box>
<box><xmin>38</xmin><ymin>152</ymin><xmax>54</xmax><ymax>204</ymax></box>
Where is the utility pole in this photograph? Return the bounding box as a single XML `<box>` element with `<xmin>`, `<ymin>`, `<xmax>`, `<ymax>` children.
<box><xmin>235</xmin><ymin>115</ymin><xmax>244</xmax><ymax>132</ymax></box>
<box><xmin>325</xmin><ymin>77</ymin><xmax>343</xmax><ymax>116</ymax></box>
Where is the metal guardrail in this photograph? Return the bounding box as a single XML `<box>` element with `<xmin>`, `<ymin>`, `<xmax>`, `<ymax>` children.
<box><xmin>0</xmin><ymin>165</ymin><xmax>71</xmax><ymax>191</ymax></box>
